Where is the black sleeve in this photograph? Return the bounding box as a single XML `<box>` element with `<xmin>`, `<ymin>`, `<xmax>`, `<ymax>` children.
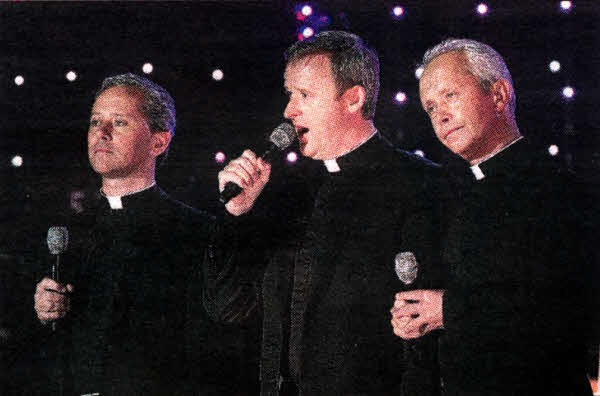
<box><xmin>203</xmin><ymin>210</ymin><xmax>266</xmax><ymax>325</ymax></box>
<box><xmin>203</xmin><ymin>159</ymin><xmax>319</xmax><ymax>325</ymax></box>
<box><xmin>399</xmin><ymin>165</ymin><xmax>450</xmax><ymax>396</ymax></box>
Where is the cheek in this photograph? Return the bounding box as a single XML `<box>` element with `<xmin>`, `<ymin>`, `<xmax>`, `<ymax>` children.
<box><xmin>434</xmin><ymin>128</ymin><xmax>445</xmax><ymax>141</ymax></box>
<box><xmin>121</xmin><ymin>136</ymin><xmax>138</xmax><ymax>153</ymax></box>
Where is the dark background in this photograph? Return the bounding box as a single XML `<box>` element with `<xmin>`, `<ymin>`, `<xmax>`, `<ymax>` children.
<box><xmin>0</xmin><ymin>0</ymin><xmax>598</xmax><ymax>386</ymax></box>
<box><xmin>1</xmin><ymin>0</ymin><xmax>598</xmax><ymax>246</ymax></box>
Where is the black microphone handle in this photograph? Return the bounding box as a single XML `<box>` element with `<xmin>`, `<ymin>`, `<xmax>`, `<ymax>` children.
<box><xmin>219</xmin><ymin>143</ymin><xmax>278</xmax><ymax>204</ymax></box>
<box><xmin>51</xmin><ymin>254</ymin><xmax>60</xmax><ymax>283</ymax></box>
<box><xmin>51</xmin><ymin>254</ymin><xmax>60</xmax><ymax>332</ymax></box>
<box><xmin>220</xmin><ymin>182</ymin><xmax>243</xmax><ymax>204</ymax></box>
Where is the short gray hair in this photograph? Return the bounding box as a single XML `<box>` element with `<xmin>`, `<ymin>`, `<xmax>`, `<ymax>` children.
<box><xmin>285</xmin><ymin>30</ymin><xmax>380</xmax><ymax>120</ymax></box>
<box><xmin>420</xmin><ymin>38</ymin><xmax>516</xmax><ymax>116</ymax></box>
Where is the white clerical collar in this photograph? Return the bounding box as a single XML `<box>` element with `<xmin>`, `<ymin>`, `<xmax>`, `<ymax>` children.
<box><xmin>322</xmin><ymin>129</ymin><xmax>377</xmax><ymax>173</ymax></box>
<box><xmin>100</xmin><ymin>182</ymin><xmax>156</xmax><ymax>210</ymax></box>
<box><xmin>470</xmin><ymin>136</ymin><xmax>523</xmax><ymax>180</ymax></box>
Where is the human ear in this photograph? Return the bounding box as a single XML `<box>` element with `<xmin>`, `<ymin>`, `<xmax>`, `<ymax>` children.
<box><xmin>150</xmin><ymin>131</ymin><xmax>172</xmax><ymax>157</ymax></box>
<box><xmin>343</xmin><ymin>85</ymin><xmax>366</xmax><ymax>115</ymax></box>
<box><xmin>491</xmin><ymin>79</ymin><xmax>511</xmax><ymax>112</ymax></box>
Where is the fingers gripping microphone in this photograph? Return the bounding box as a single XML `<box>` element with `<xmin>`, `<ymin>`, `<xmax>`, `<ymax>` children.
<box><xmin>395</xmin><ymin>251</ymin><xmax>418</xmax><ymax>286</ymax></box>
<box><xmin>47</xmin><ymin>226</ymin><xmax>69</xmax><ymax>331</ymax></box>
<box><xmin>220</xmin><ymin>123</ymin><xmax>296</xmax><ymax>204</ymax></box>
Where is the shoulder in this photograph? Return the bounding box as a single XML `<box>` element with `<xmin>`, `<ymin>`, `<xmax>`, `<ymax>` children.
<box><xmin>151</xmin><ymin>187</ymin><xmax>217</xmax><ymax>236</ymax></box>
<box><xmin>364</xmin><ymin>135</ymin><xmax>450</xmax><ymax>203</ymax></box>
<box><xmin>368</xmin><ymin>134</ymin><xmax>443</xmax><ymax>177</ymax></box>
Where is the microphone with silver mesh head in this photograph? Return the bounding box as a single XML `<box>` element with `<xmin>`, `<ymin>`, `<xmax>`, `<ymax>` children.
<box><xmin>219</xmin><ymin>122</ymin><xmax>296</xmax><ymax>204</ymax></box>
<box><xmin>47</xmin><ymin>226</ymin><xmax>69</xmax><ymax>331</ymax></box>
<box><xmin>395</xmin><ymin>251</ymin><xmax>418</xmax><ymax>285</ymax></box>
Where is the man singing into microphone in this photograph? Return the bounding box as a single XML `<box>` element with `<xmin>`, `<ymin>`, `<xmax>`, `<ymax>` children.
<box><xmin>211</xmin><ymin>30</ymin><xmax>447</xmax><ymax>395</ymax></box>
<box><xmin>30</xmin><ymin>74</ymin><xmax>223</xmax><ymax>395</ymax></box>
<box><xmin>391</xmin><ymin>39</ymin><xmax>594</xmax><ymax>395</ymax></box>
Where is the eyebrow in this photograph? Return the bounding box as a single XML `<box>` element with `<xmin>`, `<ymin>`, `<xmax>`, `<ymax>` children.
<box><xmin>90</xmin><ymin>111</ymin><xmax>131</xmax><ymax>117</ymax></box>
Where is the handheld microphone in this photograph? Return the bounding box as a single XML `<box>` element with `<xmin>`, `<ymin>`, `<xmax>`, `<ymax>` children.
<box><xmin>219</xmin><ymin>122</ymin><xmax>296</xmax><ymax>204</ymax></box>
<box><xmin>47</xmin><ymin>226</ymin><xmax>69</xmax><ymax>331</ymax></box>
<box><xmin>395</xmin><ymin>251</ymin><xmax>418</xmax><ymax>286</ymax></box>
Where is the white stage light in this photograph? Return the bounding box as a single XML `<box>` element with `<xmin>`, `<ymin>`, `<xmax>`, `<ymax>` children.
<box><xmin>548</xmin><ymin>145</ymin><xmax>559</xmax><ymax>156</ymax></box>
<box><xmin>66</xmin><ymin>71</ymin><xmax>77</xmax><ymax>82</ymax></box>
<box><xmin>476</xmin><ymin>3</ymin><xmax>489</xmax><ymax>15</ymax></box>
<box><xmin>212</xmin><ymin>69</ymin><xmax>224</xmax><ymax>81</ymax></box>
<box><xmin>302</xmin><ymin>27</ymin><xmax>315</xmax><ymax>38</ymax></box>
<box><xmin>14</xmin><ymin>75</ymin><xmax>24</xmax><ymax>86</ymax></box>
<box><xmin>549</xmin><ymin>60</ymin><xmax>561</xmax><ymax>73</ymax></box>
<box><xmin>414</xmin><ymin>150</ymin><xmax>425</xmax><ymax>158</ymax></box>
<box><xmin>392</xmin><ymin>6</ymin><xmax>404</xmax><ymax>17</ymax></box>
<box><xmin>142</xmin><ymin>63</ymin><xmax>154</xmax><ymax>74</ymax></box>
<box><xmin>11</xmin><ymin>155</ymin><xmax>23</xmax><ymax>167</ymax></box>
<box><xmin>562</xmin><ymin>86</ymin><xmax>575</xmax><ymax>99</ymax></box>
<box><xmin>286</xmin><ymin>151</ymin><xmax>298</xmax><ymax>163</ymax></box>
<box><xmin>301</xmin><ymin>5</ymin><xmax>313</xmax><ymax>16</ymax></box>
<box><xmin>395</xmin><ymin>91</ymin><xmax>407</xmax><ymax>104</ymax></box>
<box><xmin>415</xmin><ymin>66</ymin><xmax>424</xmax><ymax>79</ymax></box>
<box><xmin>560</xmin><ymin>1</ymin><xmax>572</xmax><ymax>11</ymax></box>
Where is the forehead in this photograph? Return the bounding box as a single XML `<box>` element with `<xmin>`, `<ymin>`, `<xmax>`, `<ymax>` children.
<box><xmin>284</xmin><ymin>53</ymin><xmax>334</xmax><ymax>85</ymax></box>
<box><xmin>93</xmin><ymin>85</ymin><xmax>144</xmax><ymax>114</ymax></box>
<box><xmin>419</xmin><ymin>51</ymin><xmax>472</xmax><ymax>93</ymax></box>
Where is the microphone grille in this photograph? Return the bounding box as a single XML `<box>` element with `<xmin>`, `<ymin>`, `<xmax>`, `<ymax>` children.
<box><xmin>395</xmin><ymin>251</ymin><xmax>418</xmax><ymax>285</ymax></box>
<box><xmin>269</xmin><ymin>123</ymin><xmax>296</xmax><ymax>150</ymax></box>
<box><xmin>47</xmin><ymin>226</ymin><xmax>69</xmax><ymax>255</ymax></box>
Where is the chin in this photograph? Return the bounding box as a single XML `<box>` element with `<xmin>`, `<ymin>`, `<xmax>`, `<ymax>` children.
<box><xmin>445</xmin><ymin>141</ymin><xmax>468</xmax><ymax>156</ymax></box>
<box><xmin>91</xmin><ymin>164</ymin><xmax>124</xmax><ymax>178</ymax></box>
<box><xmin>298</xmin><ymin>146</ymin><xmax>312</xmax><ymax>158</ymax></box>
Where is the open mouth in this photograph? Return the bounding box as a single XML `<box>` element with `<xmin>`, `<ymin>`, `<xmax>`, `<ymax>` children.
<box><xmin>297</xmin><ymin>127</ymin><xmax>309</xmax><ymax>136</ymax></box>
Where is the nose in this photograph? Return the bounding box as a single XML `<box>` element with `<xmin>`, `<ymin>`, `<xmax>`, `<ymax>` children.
<box><xmin>99</xmin><ymin>121</ymin><xmax>113</xmax><ymax>140</ymax></box>
<box><xmin>435</xmin><ymin>103</ymin><xmax>452</xmax><ymax>127</ymax></box>
<box><xmin>284</xmin><ymin>96</ymin><xmax>300</xmax><ymax>120</ymax></box>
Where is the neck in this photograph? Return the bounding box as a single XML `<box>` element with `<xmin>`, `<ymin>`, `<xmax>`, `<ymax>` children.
<box><xmin>101</xmin><ymin>173</ymin><xmax>156</xmax><ymax>196</ymax></box>
<box><xmin>327</xmin><ymin>119</ymin><xmax>376</xmax><ymax>160</ymax></box>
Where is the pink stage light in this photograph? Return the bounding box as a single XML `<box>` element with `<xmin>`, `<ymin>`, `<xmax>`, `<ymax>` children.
<box><xmin>215</xmin><ymin>152</ymin><xmax>226</xmax><ymax>163</ymax></box>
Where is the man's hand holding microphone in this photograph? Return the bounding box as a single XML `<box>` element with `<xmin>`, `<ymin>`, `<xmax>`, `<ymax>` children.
<box><xmin>218</xmin><ymin>122</ymin><xmax>295</xmax><ymax>216</ymax></box>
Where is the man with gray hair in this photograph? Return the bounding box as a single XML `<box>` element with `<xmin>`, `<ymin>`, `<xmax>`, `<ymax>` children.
<box><xmin>30</xmin><ymin>73</ymin><xmax>223</xmax><ymax>395</ymax></box>
<box><xmin>391</xmin><ymin>39</ymin><xmax>593</xmax><ymax>395</ymax></box>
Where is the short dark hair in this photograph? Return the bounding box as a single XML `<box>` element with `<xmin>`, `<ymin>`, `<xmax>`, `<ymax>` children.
<box><xmin>95</xmin><ymin>73</ymin><xmax>176</xmax><ymax>164</ymax></box>
<box><xmin>284</xmin><ymin>30</ymin><xmax>380</xmax><ymax>120</ymax></box>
